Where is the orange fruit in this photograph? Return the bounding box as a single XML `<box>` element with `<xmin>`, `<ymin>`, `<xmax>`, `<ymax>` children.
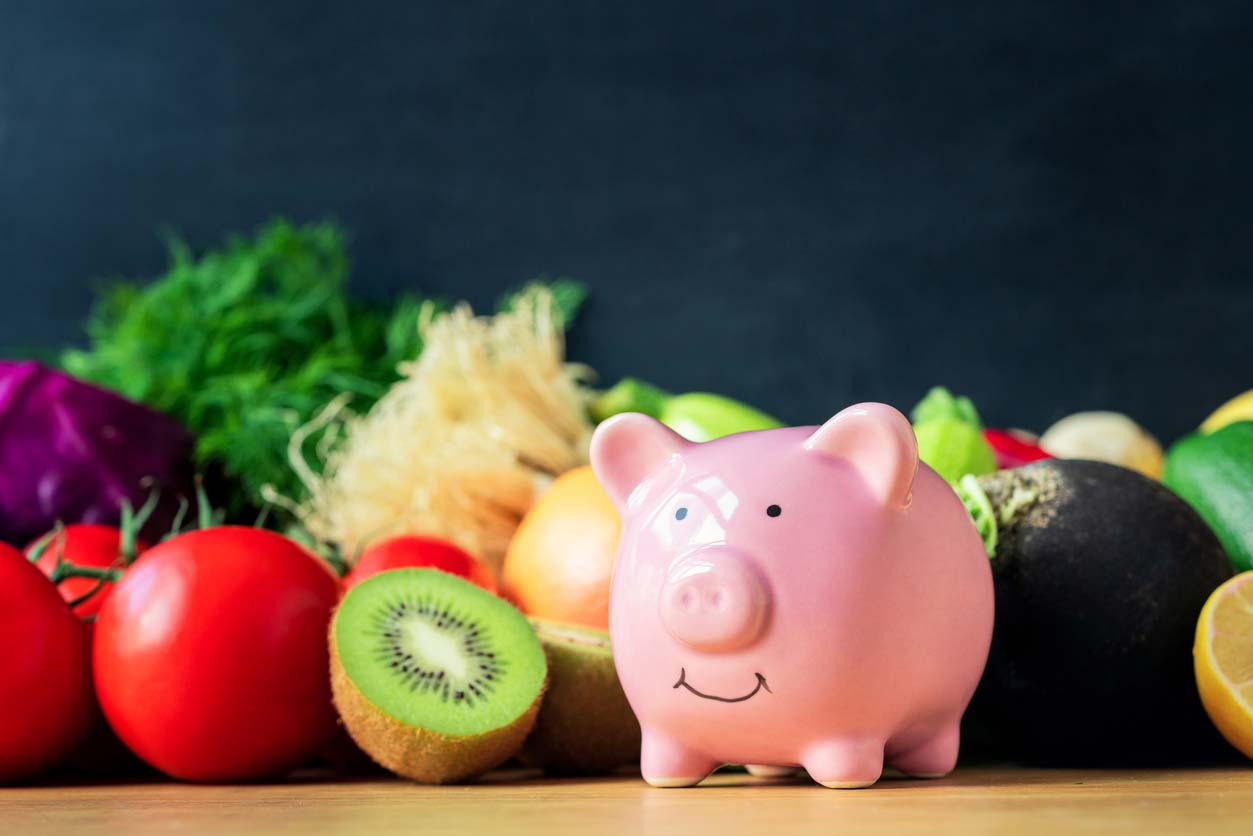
<box><xmin>502</xmin><ymin>465</ymin><xmax>620</xmax><ymax>630</ymax></box>
<box><xmin>1194</xmin><ymin>571</ymin><xmax>1253</xmax><ymax>759</ymax></box>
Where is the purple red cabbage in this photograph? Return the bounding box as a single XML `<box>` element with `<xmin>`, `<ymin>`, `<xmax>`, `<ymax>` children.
<box><xmin>0</xmin><ymin>361</ymin><xmax>194</xmax><ymax>545</ymax></box>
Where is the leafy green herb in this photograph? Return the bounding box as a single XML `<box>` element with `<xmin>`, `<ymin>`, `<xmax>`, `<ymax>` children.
<box><xmin>62</xmin><ymin>219</ymin><xmax>583</xmax><ymax>517</ymax></box>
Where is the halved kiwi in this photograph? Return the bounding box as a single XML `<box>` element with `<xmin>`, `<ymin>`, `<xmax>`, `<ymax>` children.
<box><xmin>520</xmin><ymin>618</ymin><xmax>641</xmax><ymax>774</ymax></box>
<box><xmin>330</xmin><ymin>568</ymin><xmax>547</xmax><ymax>783</ymax></box>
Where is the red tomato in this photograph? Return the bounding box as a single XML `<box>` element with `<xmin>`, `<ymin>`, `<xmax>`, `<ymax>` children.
<box><xmin>344</xmin><ymin>535</ymin><xmax>498</xmax><ymax>593</ymax></box>
<box><xmin>93</xmin><ymin>527</ymin><xmax>341</xmax><ymax>782</ymax></box>
<box><xmin>27</xmin><ymin>524</ymin><xmax>150</xmax><ymax>618</ymax></box>
<box><xmin>0</xmin><ymin>544</ymin><xmax>94</xmax><ymax>783</ymax></box>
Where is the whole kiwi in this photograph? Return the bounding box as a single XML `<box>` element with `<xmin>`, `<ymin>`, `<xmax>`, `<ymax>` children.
<box><xmin>520</xmin><ymin>619</ymin><xmax>641</xmax><ymax>774</ymax></box>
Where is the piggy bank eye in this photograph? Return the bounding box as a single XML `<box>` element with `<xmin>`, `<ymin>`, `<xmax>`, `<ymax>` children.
<box><xmin>675</xmin><ymin>507</ymin><xmax>689</xmax><ymax>521</ymax></box>
<box><xmin>766</xmin><ymin>504</ymin><xmax>782</xmax><ymax>518</ymax></box>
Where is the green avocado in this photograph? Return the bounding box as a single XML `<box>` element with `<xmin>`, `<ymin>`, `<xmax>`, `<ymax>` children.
<box><xmin>1164</xmin><ymin>421</ymin><xmax>1253</xmax><ymax>573</ymax></box>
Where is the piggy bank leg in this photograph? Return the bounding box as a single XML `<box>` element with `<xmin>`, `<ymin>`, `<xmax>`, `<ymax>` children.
<box><xmin>640</xmin><ymin>731</ymin><xmax>719</xmax><ymax>788</ymax></box>
<box><xmin>802</xmin><ymin>739</ymin><xmax>884</xmax><ymax>789</ymax></box>
<box><xmin>888</xmin><ymin>724</ymin><xmax>960</xmax><ymax>779</ymax></box>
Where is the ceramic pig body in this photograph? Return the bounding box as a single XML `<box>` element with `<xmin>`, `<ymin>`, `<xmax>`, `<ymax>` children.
<box><xmin>591</xmin><ymin>403</ymin><xmax>994</xmax><ymax>789</ymax></box>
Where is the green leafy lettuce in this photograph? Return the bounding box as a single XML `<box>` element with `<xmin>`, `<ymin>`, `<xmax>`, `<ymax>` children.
<box><xmin>910</xmin><ymin>386</ymin><xmax>997</xmax><ymax>485</ymax></box>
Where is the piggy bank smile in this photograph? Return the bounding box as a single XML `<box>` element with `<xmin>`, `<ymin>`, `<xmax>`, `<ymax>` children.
<box><xmin>673</xmin><ymin>668</ymin><xmax>772</xmax><ymax>703</ymax></box>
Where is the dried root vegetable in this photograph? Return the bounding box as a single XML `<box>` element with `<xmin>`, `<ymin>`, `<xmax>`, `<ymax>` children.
<box><xmin>289</xmin><ymin>289</ymin><xmax>594</xmax><ymax>573</ymax></box>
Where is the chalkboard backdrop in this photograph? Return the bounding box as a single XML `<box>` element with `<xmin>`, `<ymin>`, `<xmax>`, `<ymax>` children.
<box><xmin>2</xmin><ymin>1</ymin><xmax>1250</xmax><ymax>442</ymax></box>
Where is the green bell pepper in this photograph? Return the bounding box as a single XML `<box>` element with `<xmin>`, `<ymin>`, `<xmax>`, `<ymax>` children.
<box><xmin>590</xmin><ymin>378</ymin><xmax>782</xmax><ymax>442</ymax></box>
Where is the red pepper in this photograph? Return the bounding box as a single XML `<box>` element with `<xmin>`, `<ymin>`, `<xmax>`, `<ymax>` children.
<box><xmin>983</xmin><ymin>428</ymin><xmax>1052</xmax><ymax>469</ymax></box>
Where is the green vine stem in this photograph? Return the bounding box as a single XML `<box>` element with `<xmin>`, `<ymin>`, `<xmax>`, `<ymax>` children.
<box><xmin>26</xmin><ymin>521</ymin><xmax>126</xmax><ymax>613</ymax></box>
<box><xmin>164</xmin><ymin>496</ymin><xmax>191</xmax><ymax>542</ymax></box>
<box><xmin>49</xmin><ymin>563</ymin><xmax>123</xmax><ymax>585</ymax></box>
<box><xmin>119</xmin><ymin>485</ymin><xmax>162</xmax><ymax>565</ymax></box>
<box><xmin>25</xmin><ymin>528</ymin><xmax>57</xmax><ymax>564</ymax></box>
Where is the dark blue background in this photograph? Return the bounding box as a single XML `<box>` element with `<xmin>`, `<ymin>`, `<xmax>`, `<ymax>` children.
<box><xmin>2</xmin><ymin>1</ymin><xmax>1250</xmax><ymax>441</ymax></box>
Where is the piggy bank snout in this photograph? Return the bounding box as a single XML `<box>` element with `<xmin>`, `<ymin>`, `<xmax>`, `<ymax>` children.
<box><xmin>659</xmin><ymin>548</ymin><xmax>770</xmax><ymax>652</ymax></box>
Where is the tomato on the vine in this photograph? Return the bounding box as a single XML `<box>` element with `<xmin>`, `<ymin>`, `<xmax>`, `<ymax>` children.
<box><xmin>93</xmin><ymin>527</ymin><xmax>341</xmax><ymax>782</ymax></box>
<box><xmin>0</xmin><ymin>544</ymin><xmax>95</xmax><ymax>783</ymax></box>
<box><xmin>344</xmin><ymin>534</ymin><xmax>498</xmax><ymax>593</ymax></box>
<box><xmin>27</xmin><ymin>524</ymin><xmax>149</xmax><ymax>618</ymax></box>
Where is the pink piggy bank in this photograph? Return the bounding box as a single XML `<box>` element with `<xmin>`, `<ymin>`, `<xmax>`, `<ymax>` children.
<box><xmin>590</xmin><ymin>403</ymin><xmax>994</xmax><ymax>789</ymax></box>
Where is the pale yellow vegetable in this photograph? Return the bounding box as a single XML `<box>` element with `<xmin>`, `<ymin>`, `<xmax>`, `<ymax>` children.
<box><xmin>1039</xmin><ymin>411</ymin><xmax>1164</xmax><ymax>479</ymax></box>
<box><xmin>287</xmin><ymin>289</ymin><xmax>594</xmax><ymax>574</ymax></box>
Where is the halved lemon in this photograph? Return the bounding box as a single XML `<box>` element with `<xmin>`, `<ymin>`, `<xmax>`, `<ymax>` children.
<box><xmin>1194</xmin><ymin>572</ymin><xmax>1253</xmax><ymax>758</ymax></box>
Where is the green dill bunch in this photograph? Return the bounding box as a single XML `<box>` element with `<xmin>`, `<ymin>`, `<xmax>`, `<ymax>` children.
<box><xmin>62</xmin><ymin>219</ymin><xmax>429</xmax><ymax>515</ymax></box>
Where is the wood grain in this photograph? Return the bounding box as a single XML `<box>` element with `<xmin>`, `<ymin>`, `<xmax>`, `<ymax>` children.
<box><xmin>4</xmin><ymin>768</ymin><xmax>1253</xmax><ymax>836</ymax></box>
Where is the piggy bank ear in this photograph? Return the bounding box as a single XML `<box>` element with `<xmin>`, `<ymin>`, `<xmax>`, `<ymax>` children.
<box><xmin>804</xmin><ymin>402</ymin><xmax>918</xmax><ymax>510</ymax></box>
<box><xmin>590</xmin><ymin>413</ymin><xmax>691</xmax><ymax>509</ymax></box>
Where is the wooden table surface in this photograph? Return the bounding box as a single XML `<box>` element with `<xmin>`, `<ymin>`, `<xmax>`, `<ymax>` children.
<box><xmin>5</xmin><ymin>767</ymin><xmax>1252</xmax><ymax>835</ymax></box>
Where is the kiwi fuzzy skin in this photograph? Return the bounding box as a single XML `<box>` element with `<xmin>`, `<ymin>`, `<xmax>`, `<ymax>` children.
<box><xmin>519</xmin><ymin>619</ymin><xmax>641</xmax><ymax>775</ymax></box>
<box><xmin>329</xmin><ymin>626</ymin><xmax>545</xmax><ymax>784</ymax></box>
